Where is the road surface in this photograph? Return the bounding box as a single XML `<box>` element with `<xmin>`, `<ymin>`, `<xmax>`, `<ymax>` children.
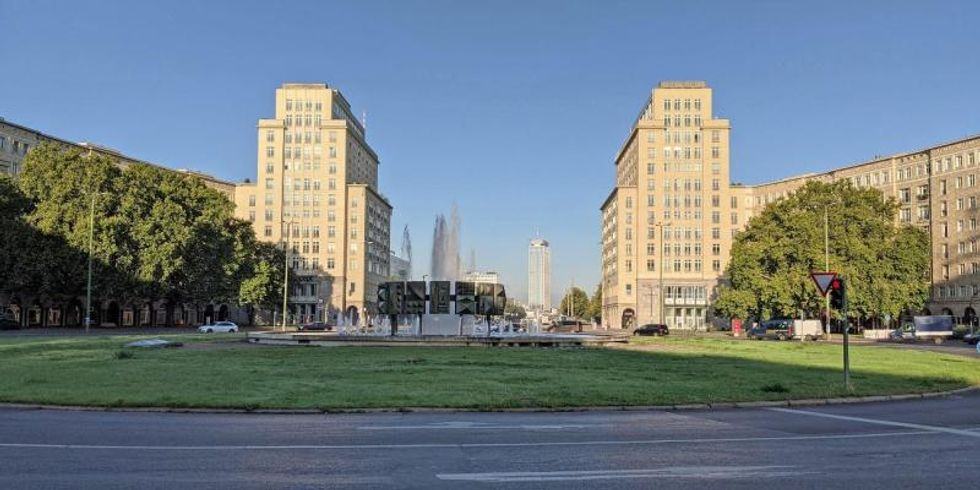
<box><xmin>2</xmin><ymin>392</ymin><xmax>979</xmax><ymax>489</ymax></box>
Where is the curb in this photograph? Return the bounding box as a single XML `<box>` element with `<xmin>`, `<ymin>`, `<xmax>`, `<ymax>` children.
<box><xmin>1</xmin><ymin>386</ymin><xmax>976</xmax><ymax>415</ymax></box>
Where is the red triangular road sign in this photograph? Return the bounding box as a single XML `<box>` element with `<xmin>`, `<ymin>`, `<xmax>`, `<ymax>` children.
<box><xmin>810</xmin><ymin>271</ymin><xmax>838</xmax><ymax>296</ymax></box>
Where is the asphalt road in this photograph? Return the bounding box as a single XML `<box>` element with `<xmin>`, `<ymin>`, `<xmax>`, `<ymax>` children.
<box><xmin>2</xmin><ymin>393</ymin><xmax>980</xmax><ymax>489</ymax></box>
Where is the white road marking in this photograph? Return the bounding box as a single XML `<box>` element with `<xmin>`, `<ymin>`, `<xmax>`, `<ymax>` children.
<box><xmin>358</xmin><ymin>421</ymin><xmax>603</xmax><ymax>430</ymax></box>
<box><xmin>0</xmin><ymin>429</ymin><xmax>936</xmax><ymax>451</ymax></box>
<box><xmin>769</xmin><ymin>408</ymin><xmax>980</xmax><ymax>438</ymax></box>
<box><xmin>437</xmin><ymin>466</ymin><xmax>807</xmax><ymax>482</ymax></box>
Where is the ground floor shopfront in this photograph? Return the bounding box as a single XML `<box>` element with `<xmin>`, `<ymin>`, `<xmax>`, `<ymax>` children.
<box><xmin>0</xmin><ymin>294</ymin><xmax>247</xmax><ymax>328</ymax></box>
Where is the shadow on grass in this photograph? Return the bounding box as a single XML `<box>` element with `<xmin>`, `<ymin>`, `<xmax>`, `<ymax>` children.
<box><xmin>0</xmin><ymin>336</ymin><xmax>977</xmax><ymax>410</ymax></box>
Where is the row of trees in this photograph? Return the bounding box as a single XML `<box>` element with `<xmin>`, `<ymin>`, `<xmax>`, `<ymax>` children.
<box><xmin>559</xmin><ymin>285</ymin><xmax>602</xmax><ymax>322</ymax></box>
<box><xmin>714</xmin><ymin>181</ymin><xmax>930</xmax><ymax>324</ymax></box>
<box><xmin>0</xmin><ymin>143</ymin><xmax>288</xmax><ymax>324</ymax></box>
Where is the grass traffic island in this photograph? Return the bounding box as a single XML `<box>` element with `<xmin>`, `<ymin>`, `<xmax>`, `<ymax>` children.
<box><xmin>0</xmin><ymin>334</ymin><xmax>978</xmax><ymax>411</ymax></box>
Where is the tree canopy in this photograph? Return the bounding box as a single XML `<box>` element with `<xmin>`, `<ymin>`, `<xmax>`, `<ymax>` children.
<box><xmin>4</xmin><ymin>143</ymin><xmax>283</xmax><ymax>324</ymax></box>
<box><xmin>503</xmin><ymin>299</ymin><xmax>527</xmax><ymax>319</ymax></box>
<box><xmin>714</xmin><ymin>180</ymin><xmax>930</xmax><ymax>323</ymax></box>
<box><xmin>587</xmin><ymin>284</ymin><xmax>602</xmax><ymax>322</ymax></box>
<box><xmin>559</xmin><ymin>287</ymin><xmax>590</xmax><ymax>319</ymax></box>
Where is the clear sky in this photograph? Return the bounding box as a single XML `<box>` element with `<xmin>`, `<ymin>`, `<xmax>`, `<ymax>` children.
<box><xmin>2</xmin><ymin>0</ymin><xmax>979</xmax><ymax>303</ymax></box>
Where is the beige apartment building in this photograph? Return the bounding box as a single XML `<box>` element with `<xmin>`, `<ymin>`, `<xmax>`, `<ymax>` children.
<box><xmin>601</xmin><ymin>81</ymin><xmax>733</xmax><ymax>330</ymax></box>
<box><xmin>0</xmin><ymin>118</ymin><xmax>235</xmax><ymax>198</ymax></box>
<box><xmin>234</xmin><ymin>83</ymin><xmax>392</xmax><ymax>324</ymax></box>
<box><xmin>601</xmin><ymin>81</ymin><xmax>980</xmax><ymax>329</ymax></box>
<box><xmin>743</xmin><ymin>134</ymin><xmax>980</xmax><ymax>324</ymax></box>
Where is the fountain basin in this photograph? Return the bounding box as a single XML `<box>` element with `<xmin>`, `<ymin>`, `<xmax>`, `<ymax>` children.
<box><xmin>246</xmin><ymin>331</ymin><xmax>626</xmax><ymax>348</ymax></box>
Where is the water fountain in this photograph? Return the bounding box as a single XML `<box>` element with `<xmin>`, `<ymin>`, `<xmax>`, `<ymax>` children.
<box><xmin>248</xmin><ymin>205</ymin><xmax>623</xmax><ymax>346</ymax></box>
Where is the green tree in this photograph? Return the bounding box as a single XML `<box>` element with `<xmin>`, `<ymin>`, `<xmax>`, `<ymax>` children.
<box><xmin>504</xmin><ymin>299</ymin><xmax>527</xmax><ymax>319</ymax></box>
<box><xmin>714</xmin><ymin>180</ymin><xmax>930</xmax><ymax>324</ymax></box>
<box><xmin>559</xmin><ymin>287</ymin><xmax>590</xmax><ymax>319</ymax></box>
<box><xmin>238</xmin><ymin>242</ymin><xmax>288</xmax><ymax>325</ymax></box>
<box><xmin>16</xmin><ymin>143</ymin><xmax>264</xmax><ymax>325</ymax></box>
<box><xmin>16</xmin><ymin>145</ymin><xmax>125</xmax><ymax>303</ymax></box>
<box><xmin>0</xmin><ymin>176</ymin><xmax>35</xmax><ymax>298</ymax></box>
<box><xmin>587</xmin><ymin>285</ymin><xmax>603</xmax><ymax>322</ymax></box>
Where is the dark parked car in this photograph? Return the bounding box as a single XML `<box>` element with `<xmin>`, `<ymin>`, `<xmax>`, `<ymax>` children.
<box><xmin>963</xmin><ymin>330</ymin><xmax>980</xmax><ymax>345</ymax></box>
<box><xmin>0</xmin><ymin>317</ymin><xmax>21</xmax><ymax>330</ymax></box>
<box><xmin>633</xmin><ymin>324</ymin><xmax>669</xmax><ymax>336</ymax></box>
<box><xmin>297</xmin><ymin>322</ymin><xmax>331</xmax><ymax>331</ymax></box>
<box><xmin>748</xmin><ymin>319</ymin><xmax>794</xmax><ymax>340</ymax></box>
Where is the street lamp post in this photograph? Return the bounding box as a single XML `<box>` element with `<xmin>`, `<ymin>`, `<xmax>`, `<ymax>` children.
<box><xmin>281</xmin><ymin>221</ymin><xmax>295</xmax><ymax>332</ymax></box>
<box><xmin>657</xmin><ymin>221</ymin><xmax>672</xmax><ymax>326</ymax></box>
<box><xmin>84</xmin><ymin>194</ymin><xmax>96</xmax><ymax>335</ymax></box>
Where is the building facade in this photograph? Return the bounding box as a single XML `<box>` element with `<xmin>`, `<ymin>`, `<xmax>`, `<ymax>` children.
<box><xmin>0</xmin><ymin>118</ymin><xmax>235</xmax><ymax>197</ymax></box>
<box><xmin>389</xmin><ymin>252</ymin><xmax>411</xmax><ymax>281</ymax></box>
<box><xmin>601</xmin><ymin>81</ymin><xmax>732</xmax><ymax>330</ymax></box>
<box><xmin>743</xmin><ymin>134</ymin><xmax>980</xmax><ymax>324</ymax></box>
<box><xmin>464</xmin><ymin>270</ymin><xmax>500</xmax><ymax>284</ymax></box>
<box><xmin>0</xmin><ymin>118</ymin><xmax>241</xmax><ymax>328</ymax></box>
<box><xmin>528</xmin><ymin>238</ymin><xmax>552</xmax><ymax>311</ymax></box>
<box><xmin>233</xmin><ymin>83</ymin><xmax>392</xmax><ymax>324</ymax></box>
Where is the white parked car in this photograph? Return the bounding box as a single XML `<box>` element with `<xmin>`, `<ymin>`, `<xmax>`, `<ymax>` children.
<box><xmin>197</xmin><ymin>321</ymin><xmax>239</xmax><ymax>333</ymax></box>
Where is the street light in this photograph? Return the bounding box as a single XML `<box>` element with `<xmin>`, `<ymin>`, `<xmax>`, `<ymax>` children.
<box><xmin>84</xmin><ymin>192</ymin><xmax>109</xmax><ymax>335</ymax></box>
<box><xmin>281</xmin><ymin>220</ymin><xmax>297</xmax><ymax>332</ymax></box>
<box><xmin>656</xmin><ymin>221</ymin><xmax>672</xmax><ymax>326</ymax></box>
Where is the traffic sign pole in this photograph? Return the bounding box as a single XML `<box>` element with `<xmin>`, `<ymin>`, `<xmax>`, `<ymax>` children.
<box><xmin>810</xmin><ymin>271</ymin><xmax>851</xmax><ymax>390</ymax></box>
<box><xmin>842</xmin><ymin>277</ymin><xmax>851</xmax><ymax>389</ymax></box>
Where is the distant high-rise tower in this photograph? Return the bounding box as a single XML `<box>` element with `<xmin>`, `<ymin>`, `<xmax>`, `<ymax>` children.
<box><xmin>528</xmin><ymin>239</ymin><xmax>551</xmax><ymax>311</ymax></box>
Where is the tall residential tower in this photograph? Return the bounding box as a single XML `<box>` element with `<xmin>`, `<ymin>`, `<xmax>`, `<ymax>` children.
<box><xmin>235</xmin><ymin>83</ymin><xmax>392</xmax><ymax>323</ymax></box>
<box><xmin>528</xmin><ymin>238</ymin><xmax>552</xmax><ymax>311</ymax></box>
<box><xmin>601</xmin><ymin>81</ymin><xmax>732</xmax><ymax>330</ymax></box>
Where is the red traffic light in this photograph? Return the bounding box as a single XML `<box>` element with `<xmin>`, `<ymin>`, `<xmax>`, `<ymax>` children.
<box><xmin>830</xmin><ymin>278</ymin><xmax>843</xmax><ymax>290</ymax></box>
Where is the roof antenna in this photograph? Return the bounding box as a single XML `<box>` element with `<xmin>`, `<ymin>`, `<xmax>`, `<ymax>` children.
<box><xmin>361</xmin><ymin>111</ymin><xmax>367</xmax><ymax>130</ymax></box>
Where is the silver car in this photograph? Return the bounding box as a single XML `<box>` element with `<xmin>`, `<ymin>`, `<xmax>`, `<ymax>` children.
<box><xmin>197</xmin><ymin>321</ymin><xmax>239</xmax><ymax>333</ymax></box>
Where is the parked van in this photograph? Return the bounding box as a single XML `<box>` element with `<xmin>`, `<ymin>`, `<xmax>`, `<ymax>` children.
<box><xmin>792</xmin><ymin>319</ymin><xmax>824</xmax><ymax>341</ymax></box>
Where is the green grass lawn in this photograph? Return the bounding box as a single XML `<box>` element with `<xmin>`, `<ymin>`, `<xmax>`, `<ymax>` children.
<box><xmin>0</xmin><ymin>334</ymin><xmax>978</xmax><ymax>410</ymax></box>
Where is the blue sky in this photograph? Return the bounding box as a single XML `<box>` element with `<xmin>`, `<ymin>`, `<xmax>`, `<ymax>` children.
<box><xmin>2</xmin><ymin>0</ymin><xmax>979</xmax><ymax>303</ymax></box>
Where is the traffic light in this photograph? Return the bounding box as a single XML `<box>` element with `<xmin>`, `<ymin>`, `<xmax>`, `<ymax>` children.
<box><xmin>377</xmin><ymin>283</ymin><xmax>390</xmax><ymax>314</ymax></box>
<box><xmin>455</xmin><ymin>281</ymin><xmax>476</xmax><ymax>315</ymax></box>
<box><xmin>430</xmin><ymin>281</ymin><xmax>451</xmax><ymax>314</ymax></box>
<box><xmin>390</xmin><ymin>281</ymin><xmax>406</xmax><ymax>315</ymax></box>
<box><xmin>830</xmin><ymin>277</ymin><xmax>846</xmax><ymax>310</ymax></box>
<box><xmin>405</xmin><ymin>281</ymin><xmax>426</xmax><ymax>315</ymax></box>
<box><xmin>476</xmin><ymin>283</ymin><xmax>495</xmax><ymax>315</ymax></box>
